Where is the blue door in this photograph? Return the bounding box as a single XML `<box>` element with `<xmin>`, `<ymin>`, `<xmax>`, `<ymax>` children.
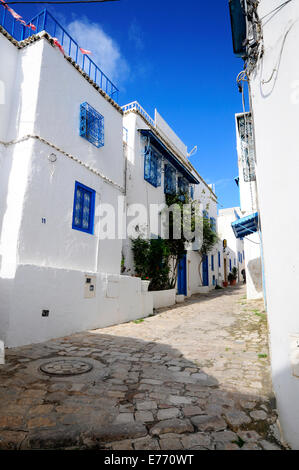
<box><xmin>178</xmin><ymin>254</ymin><xmax>187</xmax><ymax>295</ymax></box>
<box><xmin>202</xmin><ymin>255</ymin><xmax>209</xmax><ymax>287</ymax></box>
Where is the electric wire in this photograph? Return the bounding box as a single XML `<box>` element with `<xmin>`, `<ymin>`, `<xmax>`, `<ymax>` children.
<box><xmin>5</xmin><ymin>0</ymin><xmax>119</xmax><ymax>4</ymax></box>
<box><xmin>260</xmin><ymin>0</ymin><xmax>293</xmax><ymax>21</ymax></box>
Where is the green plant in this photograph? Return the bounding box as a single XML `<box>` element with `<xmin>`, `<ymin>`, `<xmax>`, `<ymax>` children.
<box><xmin>121</xmin><ymin>254</ymin><xmax>126</xmax><ymax>274</ymax></box>
<box><xmin>131</xmin><ymin>237</ymin><xmax>171</xmax><ymax>291</ymax></box>
<box><xmin>232</xmin><ymin>267</ymin><xmax>238</xmax><ymax>280</ymax></box>
<box><xmin>131</xmin><ymin>193</ymin><xmax>218</xmax><ymax>292</ymax></box>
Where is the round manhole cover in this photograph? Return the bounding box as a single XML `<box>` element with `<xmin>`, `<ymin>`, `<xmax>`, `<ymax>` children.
<box><xmin>39</xmin><ymin>359</ymin><xmax>93</xmax><ymax>376</ymax></box>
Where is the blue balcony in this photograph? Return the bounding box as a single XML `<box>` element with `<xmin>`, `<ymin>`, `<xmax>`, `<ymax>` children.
<box><xmin>0</xmin><ymin>7</ymin><xmax>119</xmax><ymax>102</ymax></box>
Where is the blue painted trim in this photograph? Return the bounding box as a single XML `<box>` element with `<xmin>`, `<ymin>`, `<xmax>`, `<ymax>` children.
<box><xmin>140</xmin><ymin>130</ymin><xmax>199</xmax><ymax>185</ymax></box>
<box><xmin>218</xmin><ymin>251</ymin><xmax>221</xmax><ymax>268</ymax></box>
<box><xmin>178</xmin><ymin>254</ymin><xmax>187</xmax><ymax>296</ymax></box>
<box><xmin>231</xmin><ymin>212</ymin><xmax>259</xmax><ymax>239</ymax></box>
<box><xmin>164</xmin><ymin>163</ymin><xmax>176</xmax><ymax>195</ymax></box>
<box><xmin>144</xmin><ymin>147</ymin><xmax>162</xmax><ymax>188</ymax></box>
<box><xmin>202</xmin><ymin>255</ymin><xmax>209</xmax><ymax>287</ymax></box>
<box><xmin>80</xmin><ymin>102</ymin><xmax>104</xmax><ymax>148</ymax></box>
<box><xmin>72</xmin><ymin>181</ymin><xmax>95</xmax><ymax>235</ymax></box>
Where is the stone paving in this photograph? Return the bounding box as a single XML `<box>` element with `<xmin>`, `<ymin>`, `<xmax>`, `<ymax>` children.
<box><xmin>0</xmin><ymin>285</ymin><xmax>284</xmax><ymax>450</ymax></box>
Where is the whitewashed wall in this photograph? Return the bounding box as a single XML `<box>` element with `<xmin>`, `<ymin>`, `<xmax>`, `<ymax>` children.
<box><xmin>0</xmin><ymin>34</ymin><xmax>152</xmax><ymax>347</ymax></box>
<box><xmin>249</xmin><ymin>0</ymin><xmax>299</xmax><ymax>448</ymax></box>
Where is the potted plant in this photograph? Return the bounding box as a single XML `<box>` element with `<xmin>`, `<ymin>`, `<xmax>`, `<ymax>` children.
<box><xmin>223</xmin><ymin>280</ymin><xmax>228</xmax><ymax>287</ymax></box>
<box><xmin>228</xmin><ymin>267</ymin><xmax>237</xmax><ymax>286</ymax></box>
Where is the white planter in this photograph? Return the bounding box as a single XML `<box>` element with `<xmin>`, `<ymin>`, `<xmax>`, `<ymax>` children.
<box><xmin>197</xmin><ymin>286</ymin><xmax>210</xmax><ymax>294</ymax></box>
<box><xmin>141</xmin><ymin>280</ymin><xmax>150</xmax><ymax>292</ymax></box>
<box><xmin>176</xmin><ymin>295</ymin><xmax>185</xmax><ymax>304</ymax></box>
<box><xmin>152</xmin><ymin>289</ymin><xmax>176</xmax><ymax>309</ymax></box>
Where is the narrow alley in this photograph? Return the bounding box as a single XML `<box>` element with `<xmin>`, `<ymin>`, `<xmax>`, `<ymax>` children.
<box><xmin>0</xmin><ymin>286</ymin><xmax>283</xmax><ymax>450</ymax></box>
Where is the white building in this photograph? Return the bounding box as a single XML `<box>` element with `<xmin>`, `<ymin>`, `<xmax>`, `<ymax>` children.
<box><xmin>0</xmin><ymin>11</ymin><xmax>152</xmax><ymax>347</ymax></box>
<box><xmin>122</xmin><ymin>102</ymin><xmax>220</xmax><ymax>299</ymax></box>
<box><xmin>233</xmin><ymin>112</ymin><xmax>263</xmax><ymax>299</ymax></box>
<box><xmin>218</xmin><ymin>207</ymin><xmax>245</xmax><ymax>283</ymax></box>
<box><xmin>229</xmin><ymin>0</ymin><xmax>299</xmax><ymax>448</ymax></box>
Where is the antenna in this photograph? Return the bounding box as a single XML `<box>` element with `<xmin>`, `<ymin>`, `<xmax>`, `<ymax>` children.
<box><xmin>187</xmin><ymin>146</ymin><xmax>198</xmax><ymax>158</ymax></box>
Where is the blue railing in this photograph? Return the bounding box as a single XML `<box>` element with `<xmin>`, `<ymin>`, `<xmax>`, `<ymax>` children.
<box><xmin>122</xmin><ymin>101</ymin><xmax>155</xmax><ymax>127</ymax></box>
<box><xmin>0</xmin><ymin>7</ymin><xmax>119</xmax><ymax>102</ymax></box>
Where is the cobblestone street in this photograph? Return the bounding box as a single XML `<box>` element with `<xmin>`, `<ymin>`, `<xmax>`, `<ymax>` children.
<box><xmin>0</xmin><ymin>285</ymin><xmax>283</xmax><ymax>450</ymax></box>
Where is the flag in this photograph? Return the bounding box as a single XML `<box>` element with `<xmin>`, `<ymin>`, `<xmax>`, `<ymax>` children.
<box><xmin>27</xmin><ymin>23</ymin><xmax>37</xmax><ymax>31</ymax></box>
<box><xmin>53</xmin><ymin>37</ymin><xmax>65</xmax><ymax>55</ymax></box>
<box><xmin>80</xmin><ymin>48</ymin><xmax>91</xmax><ymax>55</ymax></box>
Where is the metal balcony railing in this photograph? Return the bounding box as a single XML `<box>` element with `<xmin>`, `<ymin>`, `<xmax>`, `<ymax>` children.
<box><xmin>122</xmin><ymin>101</ymin><xmax>155</xmax><ymax>127</ymax></box>
<box><xmin>0</xmin><ymin>7</ymin><xmax>119</xmax><ymax>102</ymax></box>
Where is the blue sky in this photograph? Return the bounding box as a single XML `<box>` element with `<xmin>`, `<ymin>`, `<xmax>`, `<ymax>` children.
<box><xmin>14</xmin><ymin>0</ymin><xmax>244</xmax><ymax>209</ymax></box>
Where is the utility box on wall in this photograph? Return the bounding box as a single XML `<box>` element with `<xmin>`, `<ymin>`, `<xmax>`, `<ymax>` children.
<box><xmin>84</xmin><ymin>274</ymin><xmax>96</xmax><ymax>299</ymax></box>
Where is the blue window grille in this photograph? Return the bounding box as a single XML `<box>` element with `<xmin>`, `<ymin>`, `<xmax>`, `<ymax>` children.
<box><xmin>211</xmin><ymin>255</ymin><xmax>214</xmax><ymax>271</ymax></box>
<box><xmin>144</xmin><ymin>147</ymin><xmax>162</xmax><ymax>187</ymax></box>
<box><xmin>72</xmin><ymin>181</ymin><xmax>95</xmax><ymax>234</ymax></box>
<box><xmin>218</xmin><ymin>251</ymin><xmax>221</xmax><ymax>268</ymax></box>
<box><xmin>229</xmin><ymin>259</ymin><xmax>232</xmax><ymax>271</ymax></box>
<box><xmin>210</xmin><ymin>217</ymin><xmax>216</xmax><ymax>232</ymax></box>
<box><xmin>80</xmin><ymin>102</ymin><xmax>104</xmax><ymax>148</ymax></box>
<box><xmin>164</xmin><ymin>164</ymin><xmax>176</xmax><ymax>194</ymax></box>
<box><xmin>178</xmin><ymin>177</ymin><xmax>189</xmax><ymax>201</ymax></box>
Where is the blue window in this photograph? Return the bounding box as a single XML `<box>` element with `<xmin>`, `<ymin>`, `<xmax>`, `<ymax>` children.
<box><xmin>72</xmin><ymin>181</ymin><xmax>95</xmax><ymax>234</ymax></box>
<box><xmin>164</xmin><ymin>164</ymin><xmax>176</xmax><ymax>194</ymax></box>
<box><xmin>218</xmin><ymin>251</ymin><xmax>221</xmax><ymax>268</ymax></box>
<box><xmin>80</xmin><ymin>102</ymin><xmax>104</xmax><ymax>148</ymax></box>
<box><xmin>211</xmin><ymin>255</ymin><xmax>214</xmax><ymax>271</ymax></box>
<box><xmin>190</xmin><ymin>185</ymin><xmax>194</xmax><ymax>200</ymax></box>
<box><xmin>229</xmin><ymin>259</ymin><xmax>232</xmax><ymax>271</ymax></box>
<box><xmin>241</xmin><ymin>254</ymin><xmax>243</xmax><ymax>263</ymax></box>
<box><xmin>203</xmin><ymin>210</ymin><xmax>209</xmax><ymax>219</ymax></box>
<box><xmin>144</xmin><ymin>147</ymin><xmax>162</xmax><ymax>187</ymax></box>
<box><xmin>178</xmin><ymin>177</ymin><xmax>189</xmax><ymax>201</ymax></box>
<box><xmin>210</xmin><ymin>217</ymin><xmax>216</xmax><ymax>232</ymax></box>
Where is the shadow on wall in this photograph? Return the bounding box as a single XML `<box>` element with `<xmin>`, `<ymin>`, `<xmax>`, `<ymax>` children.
<box><xmin>247</xmin><ymin>257</ymin><xmax>263</xmax><ymax>294</ymax></box>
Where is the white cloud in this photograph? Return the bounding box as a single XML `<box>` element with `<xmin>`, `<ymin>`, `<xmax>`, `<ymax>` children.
<box><xmin>67</xmin><ymin>18</ymin><xmax>129</xmax><ymax>86</ymax></box>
